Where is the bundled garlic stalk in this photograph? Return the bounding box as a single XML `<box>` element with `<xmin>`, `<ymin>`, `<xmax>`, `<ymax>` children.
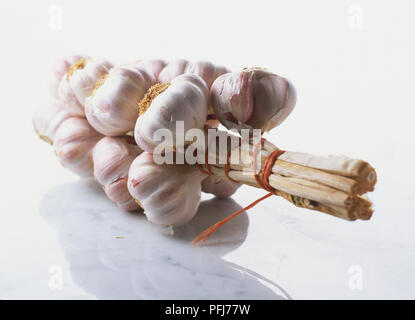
<box><xmin>201</xmin><ymin>130</ymin><xmax>376</xmax><ymax>222</ymax></box>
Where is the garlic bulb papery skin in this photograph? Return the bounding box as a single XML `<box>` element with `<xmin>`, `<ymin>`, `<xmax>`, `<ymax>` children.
<box><xmin>157</xmin><ymin>59</ymin><xmax>189</xmax><ymax>83</ymax></box>
<box><xmin>54</xmin><ymin>117</ymin><xmax>103</xmax><ymax>177</ymax></box>
<box><xmin>210</xmin><ymin>68</ymin><xmax>297</xmax><ymax>132</ymax></box>
<box><xmin>85</xmin><ymin>65</ymin><xmax>155</xmax><ymax>136</ymax></box>
<box><xmin>135</xmin><ymin>74</ymin><xmax>209</xmax><ymax>152</ymax></box>
<box><xmin>128</xmin><ymin>152</ymin><xmax>206</xmax><ymax>226</ymax></box>
<box><xmin>136</xmin><ymin>59</ymin><xmax>167</xmax><ymax>80</ymax></box>
<box><xmin>33</xmin><ymin>99</ymin><xmax>72</xmax><ymax>145</ymax></box>
<box><xmin>201</xmin><ymin>176</ymin><xmax>241</xmax><ymax>198</ymax></box>
<box><xmin>93</xmin><ymin>136</ymin><xmax>143</xmax><ymax>211</ymax></box>
<box><xmin>50</xmin><ymin>54</ymin><xmax>89</xmax><ymax>99</ymax></box>
<box><xmin>58</xmin><ymin>59</ymin><xmax>113</xmax><ymax>117</ymax></box>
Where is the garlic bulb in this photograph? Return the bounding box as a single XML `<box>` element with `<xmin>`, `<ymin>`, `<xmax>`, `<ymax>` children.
<box><xmin>158</xmin><ymin>59</ymin><xmax>229</xmax><ymax>89</ymax></box>
<box><xmin>128</xmin><ymin>152</ymin><xmax>206</xmax><ymax>226</ymax></box>
<box><xmin>185</xmin><ymin>61</ymin><xmax>230</xmax><ymax>89</ymax></box>
<box><xmin>50</xmin><ymin>54</ymin><xmax>89</xmax><ymax>99</ymax></box>
<box><xmin>93</xmin><ymin>136</ymin><xmax>143</xmax><ymax>211</ymax></box>
<box><xmin>54</xmin><ymin>117</ymin><xmax>103</xmax><ymax>177</ymax></box>
<box><xmin>157</xmin><ymin>60</ymin><xmax>229</xmax><ymax>128</ymax></box>
<box><xmin>135</xmin><ymin>74</ymin><xmax>209</xmax><ymax>152</ymax></box>
<box><xmin>157</xmin><ymin>59</ymin><xmax>189</xmax><ymax>83</ymax></box>
<box><xmin>58</xmin><ymin>58</ymin><xmax>113</xmax><ymax>117</ymax></box>
<box><xmin>85</xmin><ymin>64</ymin><xmax>155</xmax><ymax>136</ymax></box>
<box><xmin>33</xmin><ymin>99</ymin><xmax>71</xmax><ymax>144</ymax></box>
<box><xmin>136</xmin><ymin>59</ymin><xmax>167</xmax><ymax>80</ymax></box>
<box><xmin>210</xmin><ymin>68</ymin><xmax>297</xmax><ymax>132</ymax></box>
<box><xmin>201</xmin><ymin>176</ymin><xmax>241</xmax><ymax>198</ymax></box>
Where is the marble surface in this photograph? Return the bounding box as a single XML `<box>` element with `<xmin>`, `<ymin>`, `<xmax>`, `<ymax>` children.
<box><xmin>1</xmin><ymin>0</ymin><xmax>415</xmax><ymax>300</ymax></box>
<box><xmin>0</xmin><ymin>155</ymin><xmax>414</xmax><ymax>299</ymax></box>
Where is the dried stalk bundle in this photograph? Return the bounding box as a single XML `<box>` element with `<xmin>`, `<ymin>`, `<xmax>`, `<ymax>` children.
<box><xmin>198</xmin><ymin>132</ymin><xmax>376</xmax><ymax>221</ymax></box>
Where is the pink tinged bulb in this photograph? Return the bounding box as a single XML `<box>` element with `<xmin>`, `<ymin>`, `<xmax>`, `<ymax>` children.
<box><xmin>49</xmin><ymin>54</ymin><xmax>89</xmax><ymax>99</ymax></box>
<box><xmin>210</xmin><ymin>68</ymin><xmax>297</xmax><ymax>132</ymax></box>
<box><xmin>128</xmin><ymin>152</ymin><xmax>206</xmax><ymax>226</ymax></box>
<box><xmin>54</xmin><ymin>117</ymin><xmax>103</xmax><ymax>177</ymax></box>
<box><xmin>85</xmin><ymin>65</ymin><xmax>156</xmax><ymax>136</ymax></box>
<box><xmin>134</xmin><ymin>74</ymin><xmax>209</xmax><ymax>152</ymax></box>
<box><xmin>201</xmin><ymin>176</ymin><xmax>241</xmax><ymax>198</ymax></box>
<box><xmin>32</xmin><ymin>99</ymin><xmax>71</xmax><ymax>144</ymax></box>
<box><xmin>93</xmin><ymin>136</ymin><xmax>143</xmax><ymax>211</ymax></box>
<box><xmin>58</xmin><ymin>58</ymin><xmax>113</xmax><ymax>117</ymax></box>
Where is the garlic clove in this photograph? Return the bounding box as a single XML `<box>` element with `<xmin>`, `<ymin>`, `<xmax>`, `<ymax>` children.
<box><xmin>201</xmin><ymin>175</ymin><xmax>241</xmax><ymax>198</ymax></box>
<box><xmin>33</xmin><ymin>99</ymin><xmax>72</xmax><ymax>145</ymax></box>
<box><xmin>58</xmin><ymin>58</ymin><xmax>113</xmax><ymax>117</ymax></box>
<box><xmin>210</xmin><ymin>68</ymin><xmax>297</xmax><ymax>132</ymax></box>
<box><xmin>93</xmin><ymin>136</ymin><xmax>143</xmax><ymax>211</ymax></box>
<box><xmin>85</xmin><ymin>65</ymin><xmax>156</xmax><ymax>136</ymax></box>
<box><xmin>128</xmin><ymin>152</ymin><xmax>206</xmax><ymax>226</ymax></box>
<box><xmin>54</xmin><ymin>117</ymin><xmax>103</xmax><ymax>177</ymax></box>
<box><xmin>135</xmin><ymin>74</ymin><xmax>209</xmax><ymax>152</ymax></box>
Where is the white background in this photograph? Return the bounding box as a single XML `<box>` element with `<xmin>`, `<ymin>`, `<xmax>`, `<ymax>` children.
<box><xmin>0</xmin><ymin>0</ymin><xmax>414</xmax><ymax>299</ymax></box>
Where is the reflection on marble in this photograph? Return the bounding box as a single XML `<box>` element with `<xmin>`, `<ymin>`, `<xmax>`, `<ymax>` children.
<box><xmin>39</xmin><ymin>180</ymin><xmax>291</xmax><ymax>299</ymax></box>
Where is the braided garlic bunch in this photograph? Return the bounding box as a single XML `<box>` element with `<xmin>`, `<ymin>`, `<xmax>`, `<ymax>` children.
<box><xmin>34</xmin><ymin>55</ymin><xmax>296</xmax><ymax>225</ymax></box>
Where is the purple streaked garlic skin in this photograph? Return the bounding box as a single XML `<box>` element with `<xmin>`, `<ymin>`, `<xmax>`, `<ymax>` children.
<box><xmin>93</xmin><ymin>136</ymin><xmax>143</xmax><ymax>211</ymax></box>
<box><xmin>201</xmin><ymin>176</ymin><xmax>241</xmax><ymax>198</ymax></box>
<box><xmin>58</xmin><ymin>59</ymin><xmax>113</xmax><ymax>117</ymax></box>
<box><xmin>210</xmin><ymin>68</ymin><xmax>297</xmax><ymax>132</ymax></box>
<box><xmin>128</xmin><ymin>152</ymin><xmax>206</xmax><ymax>226</ymax></box>
<box><xmin>50</xmin><ymin>54</ymin><xmax>89</xmax><ymax>99</ymax></box>
<box><xmin>54</xmin><ymin>117</ymin><xmax>103</xmax><ymax>177</ymax></box>
<box><xmin>135</xmin><ymin>74</ymin><xmax>209</xmax><ymax>152</ymax></box>
<box><xmin>85</xmin><ymin>65</ymin><xmax>155</xmax><ymax>136</ymax></box>
<box><xmin>32</xmin><ymin>99</ymin><xmax>71</xmax><ymax>144</ymax></box>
